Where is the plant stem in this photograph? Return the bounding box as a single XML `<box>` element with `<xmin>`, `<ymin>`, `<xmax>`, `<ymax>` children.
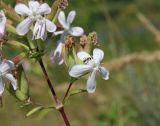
<box><xmin>63</xmin><ymin>82</ymin><xmax>73</xmax><ymax>102</ymax></box>
<box><xmin>38</xmin><ymin>58</ymin><xmax>70</xmax><ymax>126</ymax></box>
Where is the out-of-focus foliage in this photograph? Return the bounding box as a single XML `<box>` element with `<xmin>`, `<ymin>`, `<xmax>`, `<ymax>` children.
<box><xmin>1</xmin><ymin>0</ymin><xmax>160</xmax><ymax>126</ymax></box>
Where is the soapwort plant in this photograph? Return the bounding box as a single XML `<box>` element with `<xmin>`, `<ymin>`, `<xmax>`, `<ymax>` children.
<box><xmin>0</xmin><ymin>0</ymin><xmax>109</xmax><ymax>125</ymax></box>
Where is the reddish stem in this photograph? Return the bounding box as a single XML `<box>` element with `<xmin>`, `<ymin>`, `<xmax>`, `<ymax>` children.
<box><xmin>38</xmin><ymin>58</ymin><xmax>70</xmax><ymax>126</ymax></box>
<box><xmin>63</xmin><ymin>82</ymin><xmax>73</xmax><ymax>102</ymax></box>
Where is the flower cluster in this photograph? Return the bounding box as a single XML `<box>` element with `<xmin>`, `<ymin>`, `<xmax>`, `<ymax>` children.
<box><xmin>0</xmin><ymin>0</ymin><xmax>109</xmax><ymax>98</ymax></box>
<box><xmin>0</xmin><ymin>0</ymin><xmax>110</xmax><ymax>125</ymax></box>
<box><xmin>50</xmin><ymin>10</ymin><xmax>84</xmax><ymax>64</ymax></box>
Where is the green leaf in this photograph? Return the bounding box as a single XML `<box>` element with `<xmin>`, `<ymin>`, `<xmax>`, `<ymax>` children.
<box><xmin>69</xmin><ymin>89</ymin><xmax>87</xmax><ymax>97</ymax></box>
<box><xmin>26</xmin><ymin>106</ymin><xmax>44</xmax><ymax>117</ymax></box>
<box><xmin>26</xmin><ymin>105</ymin><xmax>56</xmax><ymax>118</ymax></box>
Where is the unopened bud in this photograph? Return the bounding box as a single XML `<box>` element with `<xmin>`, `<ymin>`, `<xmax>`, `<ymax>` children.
<box><xmin>12</xmin><ymin>53</ymin><xmax>26</xmax><ymax>65</ymax></box>
<box><xmin>80</xmin><ymin>35</ymin><xmax>88</xmax><ymax>48</ymax></box>
<box><xmin>65</xmin><ymin>35</ymin><xmax>75</xmax><ymax>48</ymax></box>
<box><xmin>58</xmin><ymin>0</ymin><xmax>68</xmax><ymax>10</ymax></box>
<box><xmin>88</xmin><ymin>32</ymin><xmax>98</xmax><ymax>45</ymax></box>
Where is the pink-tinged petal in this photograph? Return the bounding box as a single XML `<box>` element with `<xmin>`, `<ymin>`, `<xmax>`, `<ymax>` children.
<box><xmin>14</xmin><ymin>3</ymin><xmax>31</xmax><ymax>16</ymax></box>
<box><xmin>38</xmin><ymin>3</ymin><xmax>51</xmax><ymax>15</ymax></box>
<box><xmin>28</xmin><ymin>1</ymin><xmax>40</xmax><ymax>12</ymax></box>
<box><xmin>87</xmin><ymin>70</ymin><xmax>96</xmax><ymax>93</ymax></box>
<box><xmin>58</xmin><ymin>11</ymin><xmax>69</xmax><ymax>29</ymax></box>
<box><xmin>69</xmin><ymin>27</ymin><xmax>84</xmax><ymax>36</ymax></box>
<box><xmin>46</xmin><ymin>19</ymin><xmax>57</xmax><ymax>32</ymax></box>
<box><xmin>93</xmin><ymin>48</ymin><xmax>104</xmax><ymax>63</ymax></box>
<box><xmin>69</xmin><ymin>64</ymin><xmax>92</xmax><ymax>78</ymax></box>
<box><xmin>4</xmin><ymin>74</ymin><xmax>17</xmax><ymax>90</ymax></box>
<box><xmin>99</xmin><ymin>67</ymin><xmax>109</xmax><ymax>80</ymax></box>
<box><xmin>0</xmin><ymin>11</ymin><xmax>6</xmax><ymax>38</ymax></box>
<box><xmin>77</xmin><ymin>51</ymin><xmax>91</xmax><ymax>61</ymax></box>
<box><xmin>0</xmin><ymin>60</ymin><xmax>14</xmax><ymax>73</ymax></box>
<box><xmin>16</xmin><ymin>17</ymin><xmax>33</xmax><ymax>35</ymax></box>
<box><xmin>0</xmin><ymin>79</ymin><xmax>4</xmax><ymax>96</ymax></box>
<box><xmin>50</xmin><ymin>42</ymin><xmax>64</xmax><ymax>65</ymax></box>
<box><xmin>67</xmin><ymin>10</ymin><xmax>76</xmax><ymax>24</ymax></box>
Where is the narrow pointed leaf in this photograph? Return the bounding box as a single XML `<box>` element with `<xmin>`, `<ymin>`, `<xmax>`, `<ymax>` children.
<box><xmin>26</xmin><ymin>106</ymin><xmax>44</xmax><ymax>117</ymax></box>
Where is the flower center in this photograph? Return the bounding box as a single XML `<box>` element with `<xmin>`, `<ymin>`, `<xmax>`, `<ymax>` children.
<box><xmin>83</xmin><ymin>57</ymin><xmax>100</xmax><ymax>69</ymax></box>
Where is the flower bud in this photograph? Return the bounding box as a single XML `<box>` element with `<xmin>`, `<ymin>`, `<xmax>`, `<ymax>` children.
<box><xmin>65</xmin><ymin>35</ymin><xmax>75</xmax><ymax>49</ymax></box>
<box><xmin>80</xmin><ymin>35</ymin><xmax>88</xmax><ymax>48</ymax></box>
<box><xmin>58</xmin><ymin>0</ymin><xmax>68</xmax><ymax>10</ymax></box>
<box><xmin>88</xmin><ymin>31</ymin><xmax>98</xmax><ymax>45</ymax></box>
<box><xmin>12</xmin><ymin>53</ymin><xmax>26</xmax><ymax>65</ymax></box>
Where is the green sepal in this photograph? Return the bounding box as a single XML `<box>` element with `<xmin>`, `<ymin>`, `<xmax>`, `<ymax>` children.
<box><xmin>18</xmin><ymin>66</ymin><xmax>29</xmax><ymax>96</ymax></box>
<box><xmin>6</xmin><ymin>40</ymin><xmax>30</xmax><ymax>52</ymax></box>
<box><xmin>27</xmin><ymin>32</ymin><xmax>37</xmax><ymax>50</ymax></box>
<box><xmin>7</xmin><ymin>65</ymin><xmax>30</xmax><ymax>101</ymax></box>
<box><xmin>64</xmin><ymin>48</ymin><xmax>77</xmax><ymax>68</ymax></box>
<box><xmin>6</xmin><ymin>24</ymin><xmax>17</xmax><ymax>35</ymax></box>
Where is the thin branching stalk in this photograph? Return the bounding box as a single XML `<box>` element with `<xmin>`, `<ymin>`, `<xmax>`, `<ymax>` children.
<box><xmin>63</xmin><ymin>82</ymin><xmax>73</xmax><ymax>102</ymax></box>
<box><xmin>38</xmin><ymin>58</ymin><xmax>70</xmax><ymax>126</ymax></box>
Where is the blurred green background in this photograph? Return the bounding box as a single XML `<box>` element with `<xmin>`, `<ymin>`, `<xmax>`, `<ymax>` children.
<box><xmin>1</xmin><ymin>0</ymin><xmax>160</xmax><ymax>126</ymax></box>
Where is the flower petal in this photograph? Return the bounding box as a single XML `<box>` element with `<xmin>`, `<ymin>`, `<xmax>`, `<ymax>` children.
<box><xmin>0</xmin><ymin>60</ymin><xmax>14</xmax><ymax>73</ymax></box>
<box><xmin>77</xmin><ymin>51</ymin><xmax>91</xmax><ymax>61</ymax></box>
<box><xmin>0</xmin><ymin>79</ymin><xmax>4</xmax><ymax>96</ymax></box>
<box><xmin>16</xmin><ymin>17</ymin><xmax>33</xmax><ymax>35</ymax></box>
<box><xmin>54</xmin><ymin>31</ymin><xmax>64</xmax><ymax>36</ymax></box>
<box><xmin>46</xmin><ymin>19</ymin><xmax>57</xmax><ymax>32</ymax></box>
<box><xmin>58</xmin><ymin>11</ymin><xmax>69</xmax><ymax>29</ymax></box>
<box><xmin>93</xmin><ymin>48</ymin><xmax>104</xmax><ymax>63</ymax></box>
<box><xmin>69</xmin><ymin>64</ymin><xmax>92</xmax><ymax>78</ymax></box>
<box><xmin>38</xmin><ymin>3</ymin><xmax>51</xmax><ymax>15</ymax></box>
<box><xmin>0</xmin><ymin>11</ymin><xmax>6</xmax><ymax>38</ymax></box>
<box><xmin>99</xmin><ymin>67</ymin><xmax>109</xmax><ymax>80</ymax></box>
<box><xmin>50</xmin><ymin>42</ymin><xmax>64</xmax><ymax>65</ymax></box>
<box><xmin>69</xmin><ymin>27</ymin><xmax>84</xmax><ymax>36</ymax></box>
<box><xmin>67</xmin><ymin>10</ymin><xmax>76</xmax><ymax>24</ymax></box>
<box><xmin>33</xmin><ymin>19</ymin><xmax>40</xmax><ymax>39</ymax></box>
<box><xmin>4</xmin><ymin>74</ymin><xmax>17</xmax><ymax>90</ymax></box>
<box><xmin>14</xmin><ymin>3</ymin><xmax>31</xmax><ymax>16</ymax></box>
<box><xmin>33</xmin><ymin>19</ymin><xmax>47</xmax><ymax>40</ymax></box>
<box><xmin>87</xmin><ymin>70</ymin><xmax>96</xmax><ymax>93</ymax></box>
<box><xmin>28</xmin><ymin>1</ymin><xmax>40</xmax><ymax>12</ymax></box>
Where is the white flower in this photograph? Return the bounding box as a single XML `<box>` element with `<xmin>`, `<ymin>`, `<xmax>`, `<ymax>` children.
<box><xmin>0</xmin><ymin>10</ymin><xmax>6</xmax><ymax>38</ymax></box>
<box><xmin>33</xmin><ymin>18</ymin><xmax>56</xmax><ymax>40</ymax></box>
<box><xmin>51</xmin><ymin>10</ymin><xmax>84</xmax><ymax>65</ymax></box>
<box><xmin>54</xmin><ymin>10</ymin><xmax>84</xmax><ymax>37</ymax></box>
<box><xmin>0</xmin><ymin>59</ymin><xmax>17</xmax><ymax>96</ymax></box>
<box><xmin>50</xmin><ymin>41</ymin><xmax>64</xmax><ymax>65</ymax></box>
<box><xmin>69</xmin><ymin>48</ymin><xmax>109</xmax><ymax>93</ymax></box>
<box><xmin>15</xmin><ymin>0</ymin><xmax>56</xmax><ymax>39</ymax></box>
